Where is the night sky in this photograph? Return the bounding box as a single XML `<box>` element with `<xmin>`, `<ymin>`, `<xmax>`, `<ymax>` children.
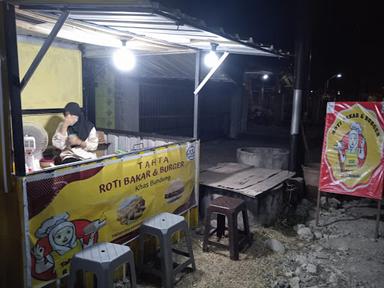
<box><xmin>159</xmin><ymin>0</ymin><xmax>383</xmax><ymax>98</ymax></box>
<box><xmin>311</xmin><ymin>1</ymin><xmax>383</xmax><ymax>97</ymax></box>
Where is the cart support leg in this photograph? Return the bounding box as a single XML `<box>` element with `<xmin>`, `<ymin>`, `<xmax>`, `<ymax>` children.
<box><xmin>193</xmin><ymin>51</ymin><xmax>201</xmax><ymax>138</ymax></box>
<box><xmin>3</xmin><ymin>3</ymin><xmax>25</xmax><ymax>176</ymax></box>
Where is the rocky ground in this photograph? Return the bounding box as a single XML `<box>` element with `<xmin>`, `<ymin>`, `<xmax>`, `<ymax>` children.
<box><xmin>130</xmin><ymin>196</ymin><xmax>384</xmax><ymax>288</ymax></box>
<box><xmin>272</xmin><ymin>197</ymin><xmax>384</xmax><ymax>288</ymax></box>
<box><xmin>121</xmin><ymin>138</ymin><xmax>383</xmax><ymax>288</ymax></box>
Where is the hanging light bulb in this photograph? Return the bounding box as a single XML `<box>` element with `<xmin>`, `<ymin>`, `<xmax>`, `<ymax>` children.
<box><xmin>204</xmin><ymin>43</ymin><xmax>219</xmax><ymax>68</ymax></box>
<box><xmin>113</xmin><ymin>40</ymin><xmax>135</xmax><ymax>71</ymax></box>
<box><xmin>204</xmin><ymin>51</ymin><xmax>219</xmax><ymax>68</ymax></box>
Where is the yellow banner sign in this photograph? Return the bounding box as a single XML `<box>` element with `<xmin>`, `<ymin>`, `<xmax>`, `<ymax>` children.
<box><xmin>320</xmin><ymin>102</ymin><xmax>384</xmax><ymax>199</ymax></box>
<box><xmin>26</xmin><ymin>142</ymin><xmax>196</xmax><ymax>287</ymax></box>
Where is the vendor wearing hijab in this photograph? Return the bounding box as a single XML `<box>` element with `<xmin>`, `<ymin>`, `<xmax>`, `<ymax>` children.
<box><xmin>52</xmin><ymin>102</ymin><xmax>98</xmax><ymax>164</ymax></box>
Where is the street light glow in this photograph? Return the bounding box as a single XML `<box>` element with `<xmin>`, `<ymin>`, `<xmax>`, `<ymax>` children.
<box><xmin>325</xmin><ymin>73</ymin><xmax>343</xmax><ymax>96</ymax></box>
<box><xmin>262</xmin><ymin>74</ymin><xmax>269</xmax><ymax>80</ymax></box>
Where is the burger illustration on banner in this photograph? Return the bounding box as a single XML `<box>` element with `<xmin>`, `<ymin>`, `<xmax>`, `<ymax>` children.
<box><xmin>117</xmin><ymin>195</ymin><xmax>146</xmax><ymax>225</ymax></box>
<box><xmin>164</xmin><ymin>179</ymin><xmax>185</xmax><ymax>203</ymax></box>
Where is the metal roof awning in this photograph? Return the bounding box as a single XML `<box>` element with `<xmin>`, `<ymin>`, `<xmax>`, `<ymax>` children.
<box><xmin>3</xmin><ymin>0</ymin><xmax>288</xmax><ymax>177</ymax></box>
<box><xmin>12</xmin><ymin>0</ymin><xmax>285</xmax><ymax>57</ymax></box>
<box><xmin>126</xmin><ymin>53</ymin><xmax>235</xmax><ymax>82</ymax></box>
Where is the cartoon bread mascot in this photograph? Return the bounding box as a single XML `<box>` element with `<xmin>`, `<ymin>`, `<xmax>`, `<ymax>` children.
<box><xmin>335</xmin><ymin>122</ymin><xmax>366</xmax><ymax>171</ymax></box>
<box><xmin>31</xmin><ymin>212</ymin><xmax>105</xmax><ymax>281</ymax></box>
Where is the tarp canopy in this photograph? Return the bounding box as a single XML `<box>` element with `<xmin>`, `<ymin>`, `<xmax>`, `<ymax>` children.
<box><xmin>12</xmin><ymin>0</ymin><xmax>285</xmax><ymax>57</ymax></box>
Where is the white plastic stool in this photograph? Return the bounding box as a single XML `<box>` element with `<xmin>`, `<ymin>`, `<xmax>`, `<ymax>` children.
<box><xmin>69</xmin><ymin>242</ymin><xmax>136</xmax><ymax>288</ymax></box>
<box><xmin>139</xmin><ymin>212</ymin><xmax>196</xmax><ymax>288</ymax></box>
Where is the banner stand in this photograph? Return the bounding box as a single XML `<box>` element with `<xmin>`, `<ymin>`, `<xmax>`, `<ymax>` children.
<box><xmin>315</xmin><ymin>188</ymin><xmax>321</xmax><ymax>226</ymax></box>
<box><xmin>317</xmin><ymin>102</ymin><xmax>384</xmax><ymax>239</ymax></box>
<box><xmin>375</xmin><ymin>199</ymin><xmax>382</xmax><ymax>239</ymax></box>
<box><xmin>315</xmin><ymin>188</ymin><xmax>382</xmax><ymax>239</ymax></box>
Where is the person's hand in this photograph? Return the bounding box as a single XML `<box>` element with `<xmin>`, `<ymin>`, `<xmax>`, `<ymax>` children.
<box><xmin>63</xmin><ymin>115</ymin><xmax>78</xmax><ymax>127</ymax></box>
<box><xmin>68</xmin><ymin>135</ymin><xmax>83</xmax><ymax>146</ymax></box>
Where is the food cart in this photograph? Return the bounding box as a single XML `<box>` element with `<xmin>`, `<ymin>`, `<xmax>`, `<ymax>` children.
<box><xmin>0</xmin><ymin>1</ymin><xmax>282</xmax><ymax>286</ymax></box>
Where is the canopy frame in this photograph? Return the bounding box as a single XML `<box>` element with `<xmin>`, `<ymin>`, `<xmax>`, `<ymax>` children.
<box><xmin>2</xmin><ymin>1</ymin><xmax>283</xmax><ymax>176</ymax></box>
<box><xmin>20</xmin><ymin>10</ymin><xmax>68</xmax><ymax>91</ymax></box>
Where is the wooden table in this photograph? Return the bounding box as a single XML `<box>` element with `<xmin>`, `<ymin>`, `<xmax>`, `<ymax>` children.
<box><xmin>200</xmin><ymin>162</ymin><xmax>295</xmax><ymax>198</ymax></box>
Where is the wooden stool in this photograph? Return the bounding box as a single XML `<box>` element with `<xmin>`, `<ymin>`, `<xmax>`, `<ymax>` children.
<box><xmin>203</xmin><ymin>196</ymin><xmax>252</xmax><ymax>260</ymax></box>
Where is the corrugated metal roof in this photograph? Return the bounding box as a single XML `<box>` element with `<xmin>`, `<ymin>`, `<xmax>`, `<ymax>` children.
<box><xmin>89</xmin><ymin>53</ymin><xmax>234</xmax><ymax>82</ymax></box>
<box><xmin>136</xmin><ymin>53</ymin><xmax>233</xmax><ymax>82</ymax></box>
<box><xmin>13</xmin><ymin>1</ymin><xmax>286</xmax><ymax>57</ymax></box>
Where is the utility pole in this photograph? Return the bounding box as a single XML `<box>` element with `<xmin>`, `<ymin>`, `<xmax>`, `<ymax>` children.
<box><xmin>289</xmin><ymin>0</ymin><xmax>311</xmax><ymax>171</ymax></box>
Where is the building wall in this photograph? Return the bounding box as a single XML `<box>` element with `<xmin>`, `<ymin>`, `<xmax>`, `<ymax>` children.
<box><xmin>139</xmin><ymin>79</ymin><xmax>234</xmax><ymax>140</ymax></box>
<box><xmin>115</xmin><ymin>76</ymin><xmax>140</xmax><ymax>132</ymax></box>
<box><xmin>87</xmin><ymin>58</ymin><xmax>235</xmax><ymax>140</ymax></box>
<box><xmin>139</xmin><ymin>79</ymin><xmax>194</xmax><ymax>137</ymax></box>
<box><xmin>198</xmin><ymin>83</ymin><xmax>233</xmax><ymax>140</ymax></box>
<box><xmin>88</xmin><ymin>59</ymin><xmax>140</xmax><ymax>132</ymax></box>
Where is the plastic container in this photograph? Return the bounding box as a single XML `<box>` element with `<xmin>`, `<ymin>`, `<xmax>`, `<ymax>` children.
<box><xmin>302</xmin><ymin>163</ymin><xmax>320</xmax><ymax>187</ymax></box>
<box><xmin>237</xmin><ymin>147</ymin><xmax>289</xmax><ymax>170</ymax></box>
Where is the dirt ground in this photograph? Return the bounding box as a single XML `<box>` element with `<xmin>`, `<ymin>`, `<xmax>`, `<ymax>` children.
<box><xmin>134</xmin><ymin>197</ymin><xmax>384</xmax><ymax>288</ymax></box>
<box><xmin>132</xmin><ymin>137</ymin><xmax>384</xmax><ymax>288</ymax></box>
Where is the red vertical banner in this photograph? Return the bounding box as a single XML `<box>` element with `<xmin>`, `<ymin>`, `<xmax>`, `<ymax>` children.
<box><xmin>319</xmin><ymin>102</ymin><xmax>384</xmax><ymax>200</ymax></box>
